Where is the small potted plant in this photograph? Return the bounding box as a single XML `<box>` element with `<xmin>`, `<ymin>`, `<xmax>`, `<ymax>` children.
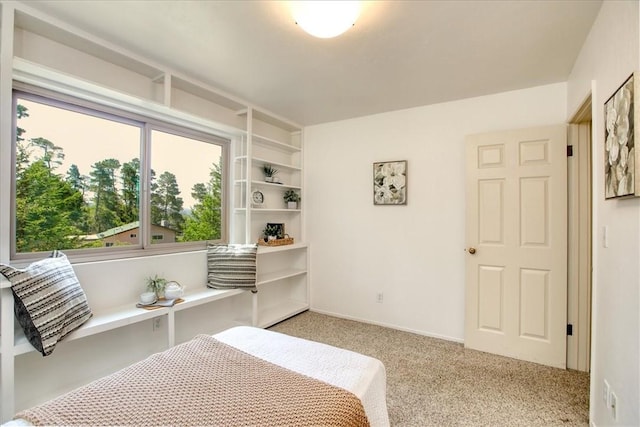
<box><xmin>283</xmin><ymin>189</ymin><xmax>300</xmax><ymax>209</ymax></box>
<box><xmin>263</xmin><ymin>164</ymin><xmax>278</xmax><ymax>183</ymax></box>
<box><xmin>262</xmin><ymin>224</ymin><xmax>279</xmax><ymax>241</ymax></box>
<box><xmin>146</xmin><ymin>274</ymin><xmax>167</xmax><ymax>299</ymax></box>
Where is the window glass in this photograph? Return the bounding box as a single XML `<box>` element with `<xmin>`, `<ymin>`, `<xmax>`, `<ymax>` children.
<box><xmin>150</xmin><ymin>130</ymin><xmax>224</xmax><ymax>243</ymax></box>
<box><xmin>15</xmin><ymin>97</ymin><xmax>140</xmax><ymax>253</ymax></box>
<box><xmin>13</xmin><ymin>90</ymin><xmax>228</xmax><ymax>258</ymax></box>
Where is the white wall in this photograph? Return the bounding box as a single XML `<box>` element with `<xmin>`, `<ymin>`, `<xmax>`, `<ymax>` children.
<box><xmin>304</xmin><ymin>83</ymin><xmax>567</xmax><ymax>342</ymax></box>
<box><xmin>567</xmin><ymin>1</ymin><xmax>640</xmax><ymax>425</ymax></box>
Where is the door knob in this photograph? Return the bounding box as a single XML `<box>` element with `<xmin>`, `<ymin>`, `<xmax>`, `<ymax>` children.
<box><xmin>467</xmin><ymin>247</ymin><xmax>476</xmax><ymax>254</ymax></box>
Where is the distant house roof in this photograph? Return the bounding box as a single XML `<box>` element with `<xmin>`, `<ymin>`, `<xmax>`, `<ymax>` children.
<box><xmin>96</xmin><ymin>221</ymin><xmax>141</xmax><ymax>238</ymax></box>
<box><xmin>79</xmin><ymin>221</ymin><xmax>176</xmax><ymax>241</ymax></box>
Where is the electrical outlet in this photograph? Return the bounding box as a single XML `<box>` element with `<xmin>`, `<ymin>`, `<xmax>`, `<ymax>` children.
<box><xmin>610</xmin><ymin>391</ymin><xmax>618</xmax><ymax>420</ymax></box>
<box><xmin>153</xmin><ymin>317</ymin><xmax>161</xmax><ymax>331</ymax></box>
<box><xmin>376</xmin><ymin>293</ymin><xmax>383</xmax><ymax>303</ymax></box>
<box><xmin>603</xmin><ymin>380</ymin><xmax>610</xmax><ymax>406</ymax></box>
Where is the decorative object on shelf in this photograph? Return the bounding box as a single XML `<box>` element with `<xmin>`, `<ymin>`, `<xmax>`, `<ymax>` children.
<box><xmin>146</xmin><ymin>274</ymin><xmax>168</xmax><ymax>299</ymax></box>
<box><xmin>259</xmin><ymin>223</ymin><xmax>293</xmax><ymax>246</ymax></box>
<box><xmin>164</xmin><ymin>281</ymin><xmax>185</xmax><ymax>299</ymax></box>
<box><xmin>258</xmin><ymin>235</ymin><xmax>295</xmax><ymax>246</ymax></box>
<box><xmin>207</xmin><ymin>244</ymin><xmax>258</xmax><ymax>292</ymax></box>
<box><xmin>283</xmin><ymin>189</ymin><xmax>301</xmax><ymax>209</ymax></box>
<box><xmin>373</xmin><ymin>160</ymin><xmax>407</xmax><ymax>205</ymax></box>
<box><xmin>605</xmin><ymin>71</ymin><xmax>639</xmax><ymax>199</ymax></box>
<box><xmin>265</xmin><ymin>222</ymin><xmax>285</xmax><ymax>240</ymax></box>
<box><xmin>262</xmin><ymin>164</ymin><xmax>279</xmax><ymax>183</ymax></box>
<box><xmin>136</xmin><ymin>297</ymin><xmax>183</xmax><ymax>310</ymax></box>
<box><xmin>252</xmin><ymin>189</ymin><xmax>264</xmax><ymax>208</ymax></box>
<box><xmin>139</xmin><ymin>292</ymin><xmax>157</xmax><ymax>305</ymax></box>
<box><xmin>0</xmin><ymin>250</ymin><xmax>93</xmax><ymax>356</ymax></box>
<box><xmin>263</xmin><ymin>223</ymin><xmax>280</xmax><ymax>241</ymax></box>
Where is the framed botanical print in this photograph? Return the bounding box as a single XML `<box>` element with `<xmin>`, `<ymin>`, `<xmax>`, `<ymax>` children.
<box><xmin>605</xmin><ymin>72</ymin><xmax>639</xmax><ymax>199</ymax></box>
<box><xmin>373</xmin><ymin>160</ymin><xmax>407</xmax><ymax>205</ymax></box>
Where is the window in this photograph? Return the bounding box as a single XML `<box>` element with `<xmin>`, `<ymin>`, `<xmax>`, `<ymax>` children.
<box><xmin>149</xmin><ymin>129</ymin><xmax>224</xmax><ymax>244</ymax></box>
<box><xmin>12</xmin><ymin>89</ymin><xmax>228</xmax><ymax>259</ymax></box>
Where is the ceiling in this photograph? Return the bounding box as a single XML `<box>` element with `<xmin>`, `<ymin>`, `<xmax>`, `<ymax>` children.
<box><xmin>21</xmin><ymin>0</ymin><xmax>602</xmax><ymax>127</ymax></box>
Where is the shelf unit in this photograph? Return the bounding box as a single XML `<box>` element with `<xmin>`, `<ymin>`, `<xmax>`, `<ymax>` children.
<box><xmin>234</xmin><ymin>106</ymin><xmax>308</xmax><ymax>330</ymax></box>
<box><xmin>0</xmin><ymin>2</ymin><xmax>308</xmax><ymax>421</ymax></box>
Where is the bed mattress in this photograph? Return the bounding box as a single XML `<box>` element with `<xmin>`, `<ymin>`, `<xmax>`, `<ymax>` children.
<box><xmin>216</xmin><ymin>326</ymin><xmax>390</xmax><ymax>427</ymax></box>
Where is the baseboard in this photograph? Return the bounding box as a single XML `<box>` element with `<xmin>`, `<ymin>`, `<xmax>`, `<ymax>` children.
<box><xmin>309</xmin><ymin>308</ymin><xmax>465</xmax><ymax>344</ymax></box>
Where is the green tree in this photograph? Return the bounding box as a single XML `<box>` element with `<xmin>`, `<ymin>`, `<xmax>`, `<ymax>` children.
<box><xmin>120</xmin><ymin>158</ymin><xmax>140</xmax><ymax>224</ymax></box>
<box><xmin>15</xmin><ymin>105</ymin><xmax>31</xmax><ymax>179</ymax></box>
<box><xmin>30</xmin><ymin>137</ymin><xmax>65</xmax><ymax>173</ymax></box>
<box><xmin>66</xmin><ymin>164</ymin><xmax>87</xmax><ymax>194</ymax></box>
<box><xmin>65</xmin><ymin>164</ymin><xmax>91</xmax><ymax>233</ymax></box>
<box><xmin>16</xmin><ymin>160</ymin><xmax>84</xmax><ymax>252</ymax></box>
<box><xmin>182</xmin><ymin>162</ymin><xmax>222</xmax><ymax>241</ymax></box>
<box><xmin>151</xmin><ymin>171</ymin><xmax>184</xmax><ymax>232</ymax></box>
<box><xmin>89</xmin><ymin>158</ymin><xmax>122</xmax><ymax>233</ymax></box>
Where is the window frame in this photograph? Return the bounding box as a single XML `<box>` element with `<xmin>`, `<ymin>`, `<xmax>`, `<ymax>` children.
<box><xmin>11</xmin><ymin>86</ymin><xmax>230</xmax><ymax>263</ymax></box>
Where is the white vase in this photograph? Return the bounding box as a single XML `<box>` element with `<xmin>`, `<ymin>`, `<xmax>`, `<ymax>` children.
<box><xmin>287</xmin><ymin>201</ymin><xmax>297</xmax><ymax>209</ymax></box>
<box><xmin>265</xmin><ymin>177</ymin><xmax>273</xmax><ymax>183</ymax></box>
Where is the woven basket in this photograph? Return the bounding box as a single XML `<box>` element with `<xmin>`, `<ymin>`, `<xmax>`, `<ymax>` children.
<box><xmin>257</xmin><ymin>236</ymin><xmax>294</xmax><ymax>246</ymax></box>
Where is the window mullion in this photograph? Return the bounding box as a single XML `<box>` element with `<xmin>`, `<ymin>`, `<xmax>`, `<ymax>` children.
<box><xmin>141</xmin><ymin>124</ymin><xmax>152</xmax><ymax>249</ymax></box>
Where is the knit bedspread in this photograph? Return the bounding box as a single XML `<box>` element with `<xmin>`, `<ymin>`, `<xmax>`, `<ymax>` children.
<box><xmin>15</xmin><ymin>334</ymin><xmax>370</xmax><ymax>427</ymax></box>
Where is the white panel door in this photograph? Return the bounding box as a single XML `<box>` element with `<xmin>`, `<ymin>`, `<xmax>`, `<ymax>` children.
<box><xmin>465</xmin><ymin>125</ymin><xmax>567</xmax><ymax>368</ymax></box>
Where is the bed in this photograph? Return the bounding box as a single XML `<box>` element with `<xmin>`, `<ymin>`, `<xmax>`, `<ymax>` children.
<box><xmin>8</xmin><ymin>326</ymin><xmax>390</xmax><ymax>427</ymax></box>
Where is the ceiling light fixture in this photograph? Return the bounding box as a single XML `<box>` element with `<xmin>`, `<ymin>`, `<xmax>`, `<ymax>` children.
<box><xmin>291</xmin><ymin>1</ymin><xmax>361</xmax><ymax>39</ymax></box>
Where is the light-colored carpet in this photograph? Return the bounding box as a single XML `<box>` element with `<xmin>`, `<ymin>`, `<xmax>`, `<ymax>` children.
<box><xmin>269</xmin><ymin>311</ymin><xmax>590</xmax><ymax>427</ymax></box>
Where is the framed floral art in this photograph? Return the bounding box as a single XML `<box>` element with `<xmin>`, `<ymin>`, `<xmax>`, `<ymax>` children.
<box><xmin>373</xmin><ymin>160</ymin><xmax>407</xmax><ymax>205</ymax></box>
<box><xmin>605</xmin><ymin>72</ymin><xmax>640</xmax><ymax>199</ymax></box>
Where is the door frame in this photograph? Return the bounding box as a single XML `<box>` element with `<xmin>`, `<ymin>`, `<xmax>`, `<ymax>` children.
<box><xmin>567</xmin><ymin>95</ymin><xmax>593</xmax><ymax>372</ymax></box>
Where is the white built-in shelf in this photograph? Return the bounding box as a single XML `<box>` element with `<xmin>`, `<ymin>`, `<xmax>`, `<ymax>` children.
<box><xmin>258</xmin><ymin>300</ymin><xmax>309</xmax><ymax>328</ymax></box>
<box><xmin>5</xmin><ymin>287</ymin><xmax>245</xmax><ymax>356</ymax></box>
<box><xmin>233</xmin><ymin>156</ymin><xmax>301</xmax><ymax>172</ymax></box>
<box><xmin>252</xmin><ymin>208</ymin><xmax>301</xmax><ymax>213</ymax></box>
<box><xmin>252</xmin><ymin>133</ymin><xmax>301</xmax><ymax>152</ymax></box>
<box><xmin>236</xmin><ymin>179</ymin><xmax>302</xmax><ymax>190</ymax></box>
<box><xmin>172</xmin><ymin>288</ymin><xmax>245</xmax><ymax>312</ymax></box>
<box><xmin>234</xmin><ymin>208</ymin><xmax>301</xmax><ymax>214</ymax></box>
<box><xmin>10</xmin><ymin>302</ymin><xmax>170</xmax><ymax>356</ymax></box>
<box><xmin>257</xmin><ymin>242</ymin><xmax>307</xmax><ymax>254</ymax></box>
<box><xmin>236</xmin><ymin>109</ymin><xmax>301</xmax><ymax>133</ymax></box>
<box><xmin>253</xmin><ymin>157</ymin><xmax>301</xmax><ymax>172</ymax></box>
<box><xmin>257</xmin><ymin>268</ymin><xmax>307</xmax><ymax>286</ymax></box>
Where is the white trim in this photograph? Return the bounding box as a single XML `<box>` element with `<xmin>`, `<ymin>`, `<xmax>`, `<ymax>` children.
<box><xmin>0</xmin><ymin>2</ymin><xmax>16</xmax><ymax>421</ymax></box>
<box><xmin>12</xmin><ymin>58</ymin><xmax>245</xmax><ymax>139</ymax></box>
<box><xmin>309</xmin><ymin>308</ymin><xmax>465</xmax><ymax>344</ymax></box>
<box><xmin>588</xmin><ymin>79</ymin><xmax>598</xmax><ymax>426</ymax></box>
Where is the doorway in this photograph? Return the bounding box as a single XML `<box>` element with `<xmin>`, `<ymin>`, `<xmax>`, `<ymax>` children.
<box><xmin>567</xmin><ymin>95</ymin><xmax>593</xmax><ymax>372</ymax></box>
